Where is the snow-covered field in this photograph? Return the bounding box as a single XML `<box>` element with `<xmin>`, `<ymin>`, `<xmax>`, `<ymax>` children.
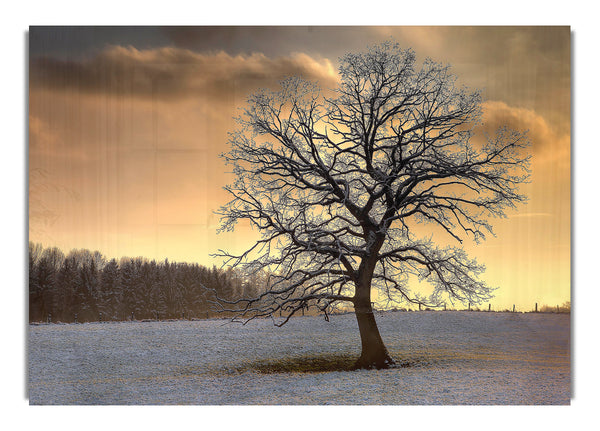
<box><xmin>28</xmin><ymin>311</ymin><xmax>570</xmax><ymax>405</ymax></box>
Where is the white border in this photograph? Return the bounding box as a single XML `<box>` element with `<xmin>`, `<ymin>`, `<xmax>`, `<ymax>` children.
<box><xmin>3</xmin><ymin>1</ymin><xmax>598</xmax><ymax>429</ymax></box>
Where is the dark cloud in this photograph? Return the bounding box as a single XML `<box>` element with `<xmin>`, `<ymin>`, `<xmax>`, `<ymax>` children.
<box><xmin>29</xmin><ymin>26</ymin><xmax>171</xmax><ymax>60</ymax></box>
<box><xmin>28</xmin><ymin>26</ymin><xmax>384</xmax><ymax>64</ymax></box>
<box><xmin>161</xmin><ymin>26</ymin><xmax>383</xmax><ymax>59</ymax></box>
<box><xmin>30</xmin><ymin>45</ymin><xmax>338</xmax><ymax>100</ymax></box>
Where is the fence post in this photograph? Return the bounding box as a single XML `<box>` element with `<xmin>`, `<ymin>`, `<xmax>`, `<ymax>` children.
<box><xmin>488</xmin><ymin>304</ymin><xmax>491</xmax><ymax>312</ymax></box>
<box><xmin>535</xmin><ymin>303</ymin><xmax>538</xmax><ymax>313</ymax></box>
<box><xmin>468</xmin><ymin>303</ymin><xmax>471</xmax><ymax>311</ymax></box>
<box><xmin>74</xmin><ymin>313</ymin><xmax>77</xmax><ymax>323</ymax></box>
<box><xmin>99</xmin><ymin>312</ymin><xmax>102</xmax><ymax>322</ymax></box>
<box><xmin>444</xmin><ymin>303</ymin><xmax>447</xmax><ymax>311</ymax></box>
<box><xmin>512</xmin><ymin>304</ymin><xmax>515</xmax><ymax>313</ymax></box>
<box><xmin>131</xmin><ymin>312</ymin><xmax>134</xmax><ymax>321</ymax></box>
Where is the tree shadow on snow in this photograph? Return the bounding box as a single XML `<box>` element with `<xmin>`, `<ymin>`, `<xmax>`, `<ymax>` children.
<box><xmin>240</xmin><ymin>353</ymin><xmax>416</xmax><ymax>374</ymax></box>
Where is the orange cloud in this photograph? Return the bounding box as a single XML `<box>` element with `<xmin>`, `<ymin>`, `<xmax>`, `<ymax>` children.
<box><xmin>30</xmin><ymin>46</ymin><xmax>338</xmax><ymax>101</ymax></box>
<box><xmin>479</xmin><ymin>100</ymin><xmax>570</xmax><ymax>164</ymax></box>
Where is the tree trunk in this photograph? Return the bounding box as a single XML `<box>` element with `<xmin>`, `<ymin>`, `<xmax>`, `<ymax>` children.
<box><xmin>352</xmin><ymin>236</ymin><xmax>395</xmax><ymax>369</ymax></box>
<box><xmin>353</xmin><ymin>298</ymin><xmax>395</xmax><ymax>370</ymax></box>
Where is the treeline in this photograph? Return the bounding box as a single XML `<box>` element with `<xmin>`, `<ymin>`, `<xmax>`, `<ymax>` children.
<box><xmin>28</xmin><ymin>242</ymin><xmax>265</xmax><ymax>323</ymax></box>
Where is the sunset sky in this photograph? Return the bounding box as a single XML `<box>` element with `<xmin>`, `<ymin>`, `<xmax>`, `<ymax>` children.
<box><xmin>28</xmin><ymin>26</ymin><xmax>570</xmax><ymax>311</ymax></box>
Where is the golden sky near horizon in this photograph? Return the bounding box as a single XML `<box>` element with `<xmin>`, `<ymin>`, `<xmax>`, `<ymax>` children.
<box><xmin>28</xmin><ymin>26</ymin><xmax>570</xmax><ymax>310</ymax></box>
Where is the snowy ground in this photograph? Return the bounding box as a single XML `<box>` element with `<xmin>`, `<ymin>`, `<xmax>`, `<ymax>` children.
<box><xmin>28</xmin><ymin>311</ymin><xmax>570</xmax><ymax>405</ymax></box>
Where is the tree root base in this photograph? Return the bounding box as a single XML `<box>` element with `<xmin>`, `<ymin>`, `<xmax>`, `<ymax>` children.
<box><xmin>352</xmin><ymin>355</ymin><xmax>396</xmax><ymax>370</ymax></box>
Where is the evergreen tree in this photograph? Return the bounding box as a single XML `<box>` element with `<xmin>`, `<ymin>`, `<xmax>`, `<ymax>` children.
<box><xmin>28</xmin><ymin>245</ymin><xmax>262</xmax><ymax>323</ymax></box>
<box><xmin>99</xmin><ymin>258</ymin><xmax>120</xmax><ymax>320</ymax></box>
<box><xmin>55</xmin><ymin>256</ymin><xmax>78</xmax><ymax>322</ymax></box>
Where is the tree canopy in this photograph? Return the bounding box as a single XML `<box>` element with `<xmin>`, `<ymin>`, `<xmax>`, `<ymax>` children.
<box><xmin>216</xmin><ymin>42</ymin><xmax>531</xmax><ymax>368</ymax></box>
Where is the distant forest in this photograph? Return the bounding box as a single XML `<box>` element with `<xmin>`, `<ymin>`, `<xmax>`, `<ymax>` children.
<box><xmin>28</xmin><ymin>242</ymin><xmax>570</xmax><ymax>323</ymax></box>
<box><xmin>28</xmin><ymin>242</ymin><xmax>265</xmax><ymax>323</ymax></box>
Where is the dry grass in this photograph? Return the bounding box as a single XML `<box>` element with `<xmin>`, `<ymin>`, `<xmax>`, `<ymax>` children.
<box><xmin>248</xmin><ymin>354</ymin><xmax>357</xmax><ymax>373</ymax></box>
<box><xmin>235</xmin><ymin>353</ymin><xmax>420</xmax><ymax>374</ymax></box>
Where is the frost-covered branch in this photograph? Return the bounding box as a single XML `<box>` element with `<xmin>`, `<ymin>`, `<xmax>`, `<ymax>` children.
<box><xmin>215</xmin><ymin>41</ymin><xmax>530</xmax><ymax>326</ymax></box>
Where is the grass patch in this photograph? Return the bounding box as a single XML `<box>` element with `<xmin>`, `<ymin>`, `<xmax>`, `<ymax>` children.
<box><xmin>248</xmin><ymin>353</ymin><xmax>358</xmax><ymax>374</ymax></box>
<box><xmin>243</xmin><ymin>353</ymin><xmax>416</xmax><ymax>374</ymax></box>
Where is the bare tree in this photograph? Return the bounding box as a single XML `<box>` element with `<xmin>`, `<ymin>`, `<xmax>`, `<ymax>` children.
<box><xmin>215</xmin><ymin>42</ymin><xmax>530</xmax><ymax>369</ymax></box>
